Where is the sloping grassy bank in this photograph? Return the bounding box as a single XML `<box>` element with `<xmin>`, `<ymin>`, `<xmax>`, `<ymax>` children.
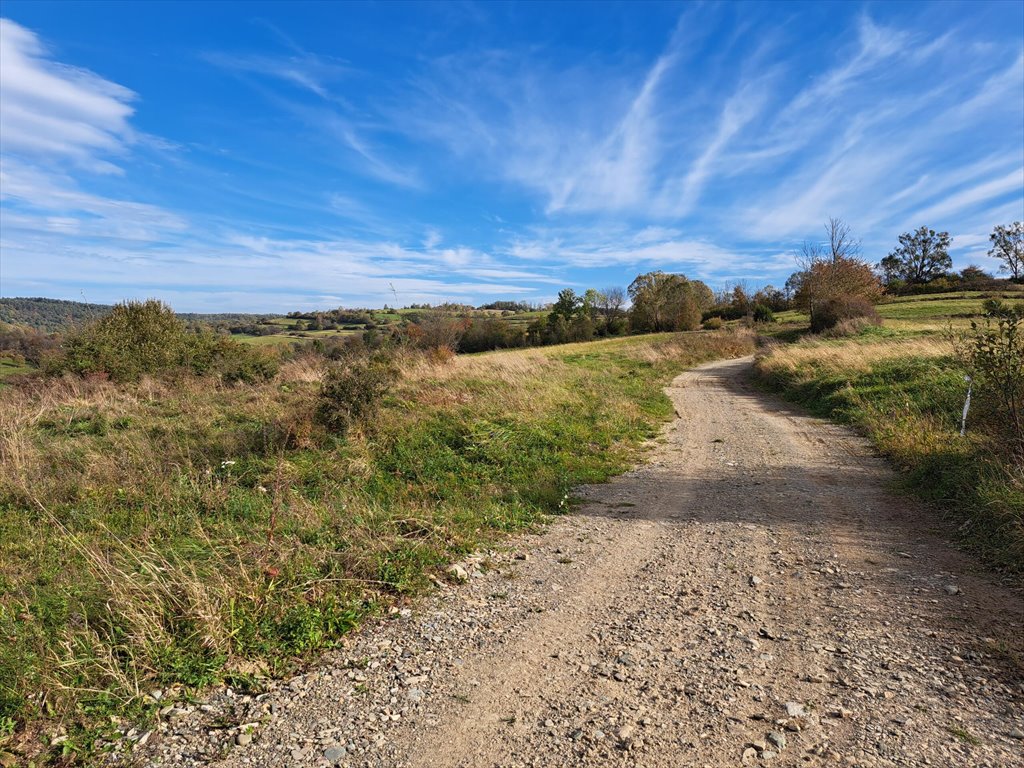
<box><xmin>0</xmin><ymin>330</ymin><xmax>753</xmax><ymax>763</ymax></box>
<box><xmin>754</xmin><ymin>332</ymin><xmax>1023</xmax><ymax>571</ymax></box>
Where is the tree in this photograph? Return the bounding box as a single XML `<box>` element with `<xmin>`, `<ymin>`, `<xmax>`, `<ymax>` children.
<box><xmin>989</xmin><ymin>222</ymin><xmax>1023</xmax><ymax>281</ymax></box>
<box><xmin>959</xmin><ymin>265</ymin><xmax>993</xmax><ymax>290</ymax></box>
<box><xmin>628</xmin><ymin>272</ymin><xmax>704</xmax><ymax>332</ymax></box>
<box><xmin>544</xmin><ymin>288</ymin><xmax>595</xmax><ymax>344</ymax></box>
<box><xmin>689</xmin><ymin>280</ymin><xmax>715</xmax><ymax>312</ymax></box>
<box><xmin>549</xmin><ymin>288</ymin><xmax>582</xmax><ymax>322</ymax></box>
<box><xmin>582</xmin><ymin>288</ymin><xmax>604</xmax><ymax>321</ymax></box>
<box><xmin>789</xmin><ymin>219</ymin><xmax>881</xmax><ymax>326</ymax></box>
<box><xmin>824</xmin><ymin>216</ymin><xmax>860</xmax><ymax>261</ymax></box>
<box><xmin>879</xmin><ymin>226</ymin><xmax>952</xmax><ymax>284</ymax></box>
<box><xmin>730</xmin><ymin>285</ymin><xmax>751</xmax><ymax>315</ymax></box>
<box><xmin>753</xmin><ymin>285</ymin><xmax>788</xmax><ymax>311</ymax></box>
<box><xmin>602</xmin><ymin>287</ymin><xmax>626</xmax><ymax>316</ymax></box>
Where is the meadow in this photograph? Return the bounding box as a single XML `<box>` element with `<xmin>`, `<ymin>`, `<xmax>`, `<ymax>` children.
<box><xmin>232</xmin><ymin>308</ymin><xmax>548</xmax><ymax>348</ymax></box>
<box><xmin>0</xmin><ymin>329</ymin><xmax>753</xmax><ymax>761</ymax></box>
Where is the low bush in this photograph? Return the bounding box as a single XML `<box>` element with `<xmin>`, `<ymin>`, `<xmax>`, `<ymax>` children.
<box><xmin>811</xmin><ymin>295</ymin><xmax>881</xmax><ymax>333</ymax></box>
<box><xmin>48</xmin><ymin>300</ymin><xmax>278</xmax><ymax>384</ymax></box>
<box><xmin>316</xmin><ymin>352</ymin><xmax>399</xmax><ymax>435</ymax></box>
<box><xmin>752</xmin><ymin>304</ymin><xmax>775</xmax><ymax>324</ymax></box>
<box><xmin>822</xmin><ymin>316</ymin><xmax>876</xmax><ymax>338</ymax></box>
<box><xmin>54</xmin><ymin>299</ymin><xmax>192</xmax><ymax>381</ymax></box>
<box><xmin>702</xmin><ymin>317</ymin><xmax>724</xmax><ymax>330</ymax></box>
<box><xmin>206</xmin><ymin>337</ymin><xmax>280</xmax><ymax>384</ymax></box>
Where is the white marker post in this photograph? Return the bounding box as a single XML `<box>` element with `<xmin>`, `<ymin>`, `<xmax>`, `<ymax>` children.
<box><xmin>960</xmin><ymin>375</ymin><xmax>972</xmax><ymax>437</ymax></box>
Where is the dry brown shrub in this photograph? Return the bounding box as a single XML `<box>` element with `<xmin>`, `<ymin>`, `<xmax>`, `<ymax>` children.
<box><xmin>425</xmin><ymin>345</ymin><xmax>456</xmax><ymax>365</ymax></box>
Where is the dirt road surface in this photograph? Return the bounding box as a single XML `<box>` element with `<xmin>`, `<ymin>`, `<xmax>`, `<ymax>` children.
<box><xmin>145</xmin><ymin>357</ymin><xmax>1024</xmax><ymax>768</ymax></box>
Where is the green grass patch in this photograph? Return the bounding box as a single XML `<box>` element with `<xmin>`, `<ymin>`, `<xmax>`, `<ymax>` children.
<box><xmin>0</xmin><ymin>358</ymin><xmax>34</xmax><ymax>379</ymax></box>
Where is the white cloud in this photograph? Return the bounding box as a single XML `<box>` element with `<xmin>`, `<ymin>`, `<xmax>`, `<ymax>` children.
<box><xmin>330</xmin><ymin>119</ymin><xmax>422</xmax><ymax>189</ymax></box>
<box><xmin>1</xmin><ymin>160</ymin><xmax>187</xmax><ymax>238</ymax></box>
<box><xmin>422</xmin><ymin>228</ymin><xmax>442</xmax><ymax>249</ymax></box>
<box><xmin>901</xmin><ymin>168</ymin><xmax>1024</xmax><ymax>228</ymax></box>
<box><xmin>201</xmin><ymin>51</ymin><xmax>350</xmax><ymax>99</ymax></box>
<box><xmin>663</xmin><ymin>76</ymin><xmax>771</xmax><ymax>216</ymax></box>
<box><xmin>0</xmin><ymin>18</ymin><xmax>136</xmax><ymax>173</ymax></box>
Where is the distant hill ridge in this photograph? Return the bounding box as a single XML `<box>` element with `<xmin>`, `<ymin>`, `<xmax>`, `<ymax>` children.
<box><xmin>0</xmin><ymin>297</ymin><xmax>271</xmax><ymax>333</ymax></box>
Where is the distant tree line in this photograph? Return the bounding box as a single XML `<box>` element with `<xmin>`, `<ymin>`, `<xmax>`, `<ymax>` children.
<box><xmin>0</xmin><ymin>297</ymin><xmax>112</xmax><ymax>333</ymax></box>
<box><xmin>3</xmin><ymin>220</ymin><xmax>1020</xmax><ymax>376</ymax></box>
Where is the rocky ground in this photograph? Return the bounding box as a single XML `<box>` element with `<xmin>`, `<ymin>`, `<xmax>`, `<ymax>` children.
<box><xmin>132</xmin><ymin>357</ymin><xmax>1024</xmax><ymax>767</ymax></box>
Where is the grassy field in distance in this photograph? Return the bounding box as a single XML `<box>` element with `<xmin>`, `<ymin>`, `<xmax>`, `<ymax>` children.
<box><xmin>233</xmin><ymin>307</ymin><xmax>550</xmax><ymax>347</ymax></box>
<box><xmin>0</xmin><ymin>358</ymin><xmax>34</xmax><ymax>380</ymax></box>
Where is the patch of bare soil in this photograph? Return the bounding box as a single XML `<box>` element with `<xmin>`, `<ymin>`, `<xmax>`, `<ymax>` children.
<box><xmin>142</xmin><ymin>357</ymin><xmax>1024</xmax><ymax>768</ymax></box>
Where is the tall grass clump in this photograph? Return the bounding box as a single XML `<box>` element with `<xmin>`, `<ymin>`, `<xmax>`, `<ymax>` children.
<box><xmin>0</xmin><ymin>327</ymin><xmax>753</xmax><ymax>764</ymax></box>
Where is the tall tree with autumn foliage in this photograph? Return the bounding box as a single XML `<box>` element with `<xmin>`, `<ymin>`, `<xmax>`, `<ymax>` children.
<box><xmin>788</xmin><ymin>218</ymin><xmax>882</xmax><ymax>327</ymax></box>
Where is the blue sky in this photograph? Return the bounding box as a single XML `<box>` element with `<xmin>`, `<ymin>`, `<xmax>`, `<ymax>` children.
<box><xmin>1</xmin><ymin>1</ymin><xmax>1022</xmax><ymax>312</ymax></box>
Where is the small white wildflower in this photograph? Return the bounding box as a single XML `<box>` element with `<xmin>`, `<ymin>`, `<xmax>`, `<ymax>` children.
<box><xmin>221</xmin><ymin>460</ymin><xmax>236</xmax><ymax>469</ymax></box>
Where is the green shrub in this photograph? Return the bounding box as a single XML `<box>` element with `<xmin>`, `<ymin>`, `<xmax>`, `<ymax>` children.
<box><xmin>204</xmin><ymin>336</ymin><xmax>280</xmax><ymax>384</ymax></box>
<box><xmin>317</xmin><ymin>352</ymin><xmax>398</xmax><ymax>435</ymax></box>
<box><xmin>702</xmin><ymin>317</ymin><xmax>724</xmax><ymax>330</ymax></box>
<box><xmin>956</xmin><ymin>307</ymin><xmax>1024</xmax><ymax>455</ymax></box>
<box><xmin>752</xmin><ymin>304</ymin><xmax>775</xmax><ymax>324</ymax></box>
<box><xmin>811</xmin><ymin>295</ymin><xmax>881</xmax><ymax>333</ymax></box>
<box><xmin>50</xmin><ymin>300</ymin><xmax>278</xmax><ymax>384</ymax></box>
<box><xmin>55</xmin><ymin>300</ymin><xmax>192</xmax><ymax>381</ymax></box>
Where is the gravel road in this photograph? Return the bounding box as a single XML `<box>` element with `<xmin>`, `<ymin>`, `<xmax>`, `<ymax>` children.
<box><xmin>141</xmin><ymin>356</ymin><xmax>1024</xmax><ymax>768</ymax></box>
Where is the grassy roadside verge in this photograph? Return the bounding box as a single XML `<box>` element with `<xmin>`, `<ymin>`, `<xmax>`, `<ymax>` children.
<box><xmin>0</xmin><ymin>330</ymin><xmax>753</xmax><ymax>764</ymax></box>
<box><xmin>753</xmin><ymin>332</ymin><xmax>1024</xmax><ymax>571</ymax></box>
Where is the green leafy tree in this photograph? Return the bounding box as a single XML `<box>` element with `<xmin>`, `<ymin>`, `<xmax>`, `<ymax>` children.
<box><xmin>628</xmin><ymin>272</ymin><xmax>705</xmax><ymax>332</ymax></box>
<box><xmin>879</xmin><ymin>226</ymin><xmax>952</xmax><ymax>284</ymax></box>
<box><xmin>582</xmin><ymin>288</ymin><xmax>604</xmax><ymax>321</ymax></box>
<box><xmin>989</xmin><ymin>221</ymin><xmax>1023</xmax><ymax>282</ymax></box>
<box><xmin>549</xmin><ymin>288</ymin><xmax>583</xmax><ymax>322</ymax></box>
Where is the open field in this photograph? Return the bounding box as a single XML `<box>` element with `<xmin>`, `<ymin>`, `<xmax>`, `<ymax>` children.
<box><xmin>232</xmin><ymin>308</ymin><xmax>550</xmax><ymax>348</ymax></box>
<box><xmin>0</xmin><ymin>359</ymin><xmax>34</xmax><ymax>380</ymax></box>
<box><xmin>0</xmin><ymin>330</ymin><xmax>753</xmax><ymax>762</ymax></box>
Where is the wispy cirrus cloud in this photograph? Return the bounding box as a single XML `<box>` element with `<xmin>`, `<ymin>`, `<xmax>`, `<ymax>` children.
<box><xmin>2</xmin><ymin>5</ymin><xmax>1022</xmax><ymax>311</ymax></box>
<box><xmin>202</xmin><ymin>37</ymin><xmax>420</xmax><ymax>190</ymax></box>
<box><xmin>200</xmin><ymin>51</ymin><xmax>350</xmax><ymax>99</ymax></box>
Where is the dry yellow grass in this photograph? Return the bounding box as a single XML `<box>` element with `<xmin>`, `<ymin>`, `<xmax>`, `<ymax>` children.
<box><xmin>759</xmin><ymin>335</ymin><xmax>950</xmax><ymax>377</ymax></box>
